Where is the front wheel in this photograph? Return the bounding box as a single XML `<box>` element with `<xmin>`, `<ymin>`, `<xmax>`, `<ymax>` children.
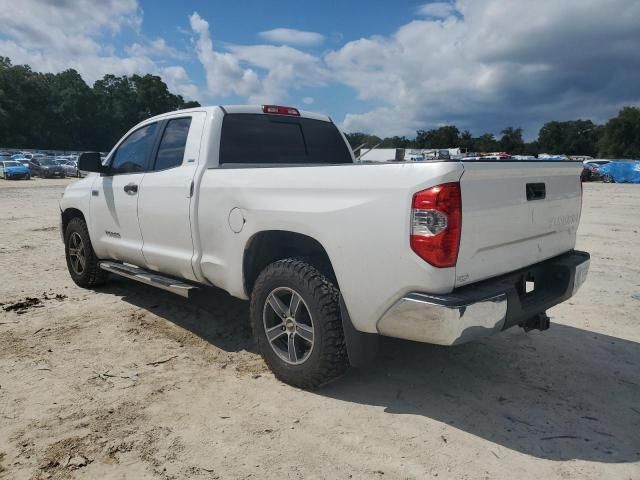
<box><xmin>250</xmin><ymin>258</ymin><xmax>349</xmax><ymax>389</ymax></box>
<box><xmin>64</xmin><ymin>217</ymin><xmax>106</xmax><ymax>288</ymax></box>
<box><xmin>602</xmin><ymin>175</ymin><xmax>614</xmax><ymax>183</ymax></box>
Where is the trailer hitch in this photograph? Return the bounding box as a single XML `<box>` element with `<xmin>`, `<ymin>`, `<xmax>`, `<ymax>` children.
<box><xmin>520</xmin><ymin>312</ymin><xmax>550</xmax><ymax>332</ymax></box>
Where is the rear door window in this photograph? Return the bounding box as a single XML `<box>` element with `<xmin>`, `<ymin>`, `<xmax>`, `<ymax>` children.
<box><xmin>219</xmin><ymin>114</ymin><xmax>352</xmax><ymax>165</ymax></box>
<box><xmin>154</xmin><ymin>117</ymin><xmax>192</xmax><ymax>171</ymax></box>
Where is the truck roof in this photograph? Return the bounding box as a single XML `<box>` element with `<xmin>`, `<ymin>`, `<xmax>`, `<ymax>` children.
<box><xmin>144</xmin><ymin>105</ymin><xmax>332</xmax><ymax>124</ymax></box>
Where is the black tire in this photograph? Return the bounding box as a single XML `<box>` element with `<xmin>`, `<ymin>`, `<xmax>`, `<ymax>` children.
<box><xmin>250</xmin><ymin>258</ymin><xmax>349</xmax><ymax>389</ymax></box>
<box><xmin>61</xmin><ymin>173</ymin><xmax>66</xmax><ymax>179</ymax></box>
<box><xmin>602</xmin><ymin>175</ymin><xmax>614</xmax><ymax>183</ymax></box>
<box><xmin>64</xmin><ymin>217</ymin><xmax>106</xmax><ymax>288</ymax></box>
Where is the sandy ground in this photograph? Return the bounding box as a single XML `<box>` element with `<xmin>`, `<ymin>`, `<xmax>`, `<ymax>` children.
<box><xmin>0</xmin><ymin>177</ymin><xmax>639</xmax><ymax>480</ymax></box>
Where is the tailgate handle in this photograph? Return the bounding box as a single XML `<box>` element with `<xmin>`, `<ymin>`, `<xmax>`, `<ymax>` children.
<box><xmin>526</xmin><ymin>183</ymin><xmax>546</xmax><ymax>201</ymax></box>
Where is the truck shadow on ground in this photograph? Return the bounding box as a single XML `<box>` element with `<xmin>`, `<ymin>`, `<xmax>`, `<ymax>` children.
<box><xmin>102</xmin><ymin>277</ymin><xmax>254</xmax><ymax>353</ymax></box>
<box><xmin>101</xmin><ymin>279</ymin><xmax>639</xmax><ymax>463</ymax></box>
<box><xmin>323</xmin><ymin>325</ymin><xmax>640</xmax><ymax>463</ymax></box>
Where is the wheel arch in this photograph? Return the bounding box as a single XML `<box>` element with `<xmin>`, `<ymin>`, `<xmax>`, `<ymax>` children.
<box><xmin>244</xmin><ymin>230</ymin><xmax>379</xmax><ymax>369</ymax></box>
<box><xmin>242</xmin><ymin>230</ymin><xmax>338</xmax><ymax>298</ymax></box>
<box><xmin>61</xmin><ymin>208</ymin><xmax>87</xmax><ymax>238</ymax></box>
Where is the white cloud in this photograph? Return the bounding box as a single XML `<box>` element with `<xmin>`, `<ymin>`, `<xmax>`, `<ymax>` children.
<box><xmin>190</xmin><ymin>12</ymin><xmax>328</xmax><ymax>103</ymax></box>
<box><xmin>302</xmin><ymin>97</ymin><xmax>314</xmax><ymax>105</ymax></box>
<box><xmin>190</xmin><ymin>12</ymin><xmax>261</xmax><ymax>98</ymax></box>
<box><xmin>126</xmin><ymin>38</ymin><xmax>187</xmax><ymax>60</ymax></box>
<box><xmin>417</xmin><ymin>2</ymin><xmax>457</xmax><ymax>18</ymax></box>
<box><xmin>0</xmin><ymin>0</ymin><xmax>198</xmax><ymax>100</ymax></box>
<box><xmin>326</xmin><ymin>0</ymin><xmax>640</xmax><ymax>136</ymax></box>
<box><xmin>160</xmin><ymin>66</ymin><xmax>199</xmax><ymax>99</ymax></box>
<box><xmin>2</xmin><ymin>1</ymin><xmax>638</xmax><ymax>137</ymax></box>
<box><xmin>259</xmin><ymin>28</ymin><xmax>325</xmax><ymax>46</ymax></box>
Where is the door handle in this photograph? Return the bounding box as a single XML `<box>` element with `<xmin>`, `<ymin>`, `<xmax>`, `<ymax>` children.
<box><xmin>124</xmin><ymin>183</ymin><xmax>138</xmax><ymax>195</ymax></box>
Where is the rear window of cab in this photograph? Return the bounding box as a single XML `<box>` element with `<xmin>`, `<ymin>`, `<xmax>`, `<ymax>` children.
<box><xmin>219</xmin><ymin>114</ymin><xmax>352</xmax><ymax>165</ymax></box>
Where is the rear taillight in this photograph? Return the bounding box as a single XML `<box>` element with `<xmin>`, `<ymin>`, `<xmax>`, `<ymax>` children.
<box><xmin>410</xmin><ymin>182</ymin><xmax>461</xmax><ymax>268</ymax></box>
<box><xmin>262</xmin><ymin>105</ymin><xmax>300</xmax><ymax>116</ymax></box>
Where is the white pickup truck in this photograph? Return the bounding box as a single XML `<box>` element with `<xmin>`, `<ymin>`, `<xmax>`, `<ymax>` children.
<box><xmin>60</xmin><ymin>105</ymin><xmax>590</xmax><ymax>388</ymax></box>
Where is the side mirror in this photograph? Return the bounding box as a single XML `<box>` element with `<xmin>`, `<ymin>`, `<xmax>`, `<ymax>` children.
<box><xmin>78</xmin><ymin>152</ymin><xmax>104</xmax><ymax>173</ymax></box>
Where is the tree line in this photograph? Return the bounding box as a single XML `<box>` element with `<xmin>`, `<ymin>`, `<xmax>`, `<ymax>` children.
<box><xmin>1</xmin><ymin>57</ymin><xmax>639</xmax><ymax>157</ymax></box>
<box><xmin>346</xmin><ymin>108</ymin><xmax>640</xmax><ymax>158</ymax></box>
<box><xmin>0</xmin><ymin>57</ymin><xmax>199</xmax><ymax>151</ymax></box>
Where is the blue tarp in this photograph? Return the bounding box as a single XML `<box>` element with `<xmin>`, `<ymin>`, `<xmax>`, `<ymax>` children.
<box><xmin>599</xmin><ymin>160</ymin><xmax>640</xmax><ymax>183</ymax></box>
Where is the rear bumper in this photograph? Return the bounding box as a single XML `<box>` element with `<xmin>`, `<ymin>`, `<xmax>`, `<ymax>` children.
<box><xmin>376</xmin><ymin>250</ymin><xmax>590</xmax><ymax>345</ymax></box>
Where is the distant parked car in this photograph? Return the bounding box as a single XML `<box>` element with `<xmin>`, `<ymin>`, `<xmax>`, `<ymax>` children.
<box><xmin>599</xmin><ymin>160</ymin><xmax>640</xmax><ymax>183</ymax></box>
<box><xmin>581</xmin><ymin>160</ymin><xmax>610</xmax><ymax>182</ymax></box>
<box><xmin>0</xmin><ymin>160</ymin><xmax>31</xmax><ymax>180</ymax></box>
<box><xmin>54</xmin><ymin>159</ymin><xmax>79</xmax><ymax>177</ymax></box>
<box><xmin>13</xmin><ymin>158</ymin><xmax>32</xmax><ymax>173</ymax></box>
<box><xmin>29</xmin><ymin>158</ymin><xmax>66</xmax><ymax>178</ymax></box>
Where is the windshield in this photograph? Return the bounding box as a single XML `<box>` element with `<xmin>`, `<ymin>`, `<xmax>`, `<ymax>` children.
<box><xmin>219</xmin><ymin>114</ymin><xmax>353</xmax><ymax>165</ymax></box>
<box><xmin>40</xmin><ymin>159</ymin><xmax>57</xmax><ymax>166</ymax></box>
<box><xmin>3</xmin><ymin>161</ymin><xmax>21</xmax><ymax>167</ymax></box>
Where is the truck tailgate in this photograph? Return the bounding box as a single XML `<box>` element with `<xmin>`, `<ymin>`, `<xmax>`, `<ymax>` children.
<box><xmin>455</xmin><ymin>161</ymin><xmax>583</xmax><ymax>287</ymax></box>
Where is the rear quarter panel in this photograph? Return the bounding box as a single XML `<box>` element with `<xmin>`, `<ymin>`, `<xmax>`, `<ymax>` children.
<box><xmin>196</xmin><ymin>162</ymin><xmax>463</xmax><ymax>333</ymax></box>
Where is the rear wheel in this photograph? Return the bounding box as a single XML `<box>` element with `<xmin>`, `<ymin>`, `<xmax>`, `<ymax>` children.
<box><xmin>64</xmin><ymin>217</ymin><xmax>106</xmax><ymax>287</ymax></box>
<box><xmin>602</xmin><ymin>175</ymin><xmax>614</xmax><ymax>183</ymax></box>
<box><xmin>250</xmin><ymin>258</ymin><xmax>349</xmax><ymax>389</ymax></box>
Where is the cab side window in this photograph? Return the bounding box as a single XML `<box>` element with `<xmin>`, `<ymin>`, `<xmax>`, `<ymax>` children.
<box><xmin>153</xmin><ymin>117</ymin><xmax>192</xmax><ymax>171</ymax></box>
<box><xmin>110</xmin><ymin>122</ymin><xmax>158</xmax><ymax>175</ymax></box>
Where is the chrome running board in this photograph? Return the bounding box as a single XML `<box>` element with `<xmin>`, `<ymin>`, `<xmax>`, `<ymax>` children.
<box><xmin>99</xmin><ymin>261</ymin><xmax>197</xmax><ymax>299</ymax></box>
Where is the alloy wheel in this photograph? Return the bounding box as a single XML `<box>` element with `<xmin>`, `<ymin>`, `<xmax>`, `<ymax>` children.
<box><xmin>262</xmin><ymin>287</ymin><xmax>314</xmax><ymax>365</ymax></box>
<box><xmin>68</xmin><ymin>232</ymin><xmax>86</xmax><ymax>275</ymax></box>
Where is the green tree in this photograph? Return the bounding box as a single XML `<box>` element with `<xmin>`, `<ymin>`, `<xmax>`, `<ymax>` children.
<box><xmin>459</xmin><ymin>130</ymin><xmax>473</xmax><ymax>152</ymax></box>
<box><xmin>499</xmin><ymin>127</ymin><xmax>525</xmax><ymax>154</ymax></box>
<box><xmin>523</xmin><ymin>140</ymin><xmax>540</xmax><ymax>156</ymax></box>
<box><xmin>49</xmin><ymin>69</ymin><xmax>97</xmax><ymax>149</ymax></box>
<box><xmin>415</xmin><ymin>126</ymin><xmax>460</xmax><ymax>148</ymax></box>
<box><xmin>132</xmin><ymin>74</ymin><xmax>186</xmax><ymax>118</ymax></box>
<box><xmin>92</xmin><ymin>75</ymin><xmax>139</xmax><ymax>150</ymax></box>
<box><xmin>0</xmin><ymin>58</ymin><xmax>54</xmax><ymax>148</ymax></box>
<box><xmin>537</xmin><ymin>119</ymin><xmax>602</xmax><ymax>156</ymax></box>
<box><xmin>343</xmin><ymin>132</ymin><xmax>383</xmax><ymax>151</ymax></box>
<box><xmin>598</xmin><ymin>107</ymin><xmax>640</xmax><ymax>158</ymax></box>
<box><xmin>473</xmin><ymin>133</ymin><xmax>498</xmax><ymax>152</ymax></box>
<box><xmin>0</xmin><ymin>58</ymin><xmax>200</xmax><ymax>151</ymax></box>
<box><xmin>379</xmin><ymin>135</ymin><xmax>412</xmax><ymax>148</ymax></box>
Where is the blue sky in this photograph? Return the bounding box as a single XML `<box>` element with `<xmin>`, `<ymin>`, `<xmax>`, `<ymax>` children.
<box><xmin>1</xmin><ymin>0</ymin><xmax>639</xmax><ymax>139</ymax></box>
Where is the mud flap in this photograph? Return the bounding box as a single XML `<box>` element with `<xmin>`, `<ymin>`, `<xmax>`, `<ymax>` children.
<box><xmin>339</xmin><ymin>295</ymin><xmax>379</xmax><ymax>367</ymax></box>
